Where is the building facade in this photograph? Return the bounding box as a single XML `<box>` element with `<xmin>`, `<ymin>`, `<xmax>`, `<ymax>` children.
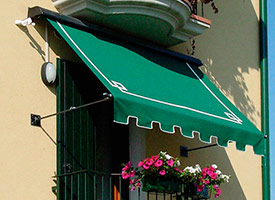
<box><xmin>0</xmin><ymin>0</ymin><xmax>269</xmax><ymax>199</ymax></box>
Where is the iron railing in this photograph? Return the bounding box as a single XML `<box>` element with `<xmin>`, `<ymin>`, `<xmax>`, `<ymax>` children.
<box><xmin>57</xmin><ymin>170</ymin><xmax>127</xmax><ymax>200</ymax></box>
<box><xmin>188</xmin><ymin>0</ymin><xmax>205</xmax><ymax>17</ymax></box>
<box><xmin>56</xmin><ymin>170</ymin><xmax>207</xmax><ymax>200</ymax></box>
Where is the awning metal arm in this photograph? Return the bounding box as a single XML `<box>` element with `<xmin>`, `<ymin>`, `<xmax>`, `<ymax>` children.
<box><xmin>180</xmin><ymin>144</ymin><xmax>218</xmax><ymax>157</ymax></box>
<box><xmin>31</xmin><ymin>93</ymin><xmax>113</xmax><ymax>127</ymax></box>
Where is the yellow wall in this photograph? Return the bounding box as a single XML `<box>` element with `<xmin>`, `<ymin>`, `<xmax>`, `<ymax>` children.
<box><xmin>147</xmin><ymin>0</ymin><xmax>262</xmax><ymax>199</ymax></box>
<box><xmin>0</xmin><ymin>0</ymin><xmax>262</xmax><ymax>199</ymax></box>
<box><xmin>0</xmin><ymin>1</ymin><xmax>58</xmax><ymax>199</ymax></box>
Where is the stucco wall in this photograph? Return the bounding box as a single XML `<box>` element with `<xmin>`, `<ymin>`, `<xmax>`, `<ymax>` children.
<box><xmin>0</xmin><ymin>1</ymin><xmax>58</xmax><ymax>200</ymax></box>
<box><xmin>147</xmin><ymin>0</ymin><xmax>262</xmax><ymax>199</ymax></box>
<box><xmin>0</xmin><ymin>0</ymin><xmax>263</xmax><ymax>199</ymax></box>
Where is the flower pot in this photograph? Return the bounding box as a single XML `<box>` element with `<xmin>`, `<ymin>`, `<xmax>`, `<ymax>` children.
<box><xmin>142</xmin><ymin>177</ymin><xmax>181</xmax><ymax>193</ymax></box>
<box><xmin>183</xmin><ymin>184</ymin><xmax>211</xmax><ymax>199</ymax></box>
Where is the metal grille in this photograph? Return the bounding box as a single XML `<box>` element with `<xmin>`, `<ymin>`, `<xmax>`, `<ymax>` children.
<box><xmin>56</xmin><ymin>170</ymin><xmax>186</xmax><ymax>200</ymax></box>
<box><xmin>57</xmin><ymin>170</ymin><xmax>123</xmax><ymax>200</ymax></box>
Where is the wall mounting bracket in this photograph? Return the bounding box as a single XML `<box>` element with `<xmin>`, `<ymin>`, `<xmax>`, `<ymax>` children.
<box><xmin>31</xmin><ymin>114</ymin><xmax>41</xmax><ymax>127</ymax></box>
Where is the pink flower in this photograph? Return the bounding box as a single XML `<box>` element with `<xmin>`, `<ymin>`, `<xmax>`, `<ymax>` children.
<box><xmin>202</xmin><ymin>167</ymin><xmax>208</xmax><ymax>178</ymax></box>
<box><xmin>214</xmin><ymin>185</ymin><xmax>221</xmax><ymax>198</ymax></box>
<box><xmin>197</xmin><ymin>184</ymin><xmax>205</xmax><ymax>192</ymax></box>
<box><xmin>122</xmin><ymin>172</ymin><xmax>129</xmax><ymax>179</ymax></box>
<box><xmin>136</xmin><ymin>182</ymin><xmax>141</xmax><ymax>187</ymax></box>
<box><xmin>202</xmin><ymin>167</ymin><xmax>208</xmax><ymax>173</ymax></box>
<box><xmin>122</xmin><ymin>166</ymin><xmax>128</xmax><ymax>171</ymax></box>
<box><xmin>143</xmin><ymin>164</ymin><xmax>150</xmax><ymax>170</ymax></box>
<box><xmin>154</xmin><ymin>155</ymin><xmax>159</xmax><ymax>160</ymax></box>
<box><xmin>123</xmin><ymin>162</ymin><xmax>132</xmax><ymax>171</ymax></box>
<box><xmin>126</xmin><ymin>161</ymin><xmax>132</xmax><ymax>168</ymax></box>
<box><xmin>167</xmin><ymin>159</ymin><xmax>174</xmax><ymax>167</ymax></box>
<box><xmin>203</xmin><ymin>179</ymin><xmax>210</xmax><ymax>184</ymax></box>
<box><xmin>146</xmin><ymin>158</ymin><xmax>154</xmax><ymax>166</ymax></box>
<box><xmin>154</xmin><ymin>160</ymin><xmax>163</xmax><ymax>168</ymax></box>
<box><xmin>130</xmin><ymin>186</ymin><xmax>135</xmax><ymax>191</ymax></box>
<box><xmin>174</xmin><ymin>168</ymin><xmax>179</xmax><ymax>171</ymax></box>
<box><xmin>207</xmin><ymin>170</ymin><xmax>213</xmax><ymax>177</ymax></box>
<box><xmin>210</xmin><ymin>172</ymin><xmax>218</xmax><ymax>180</ymax></box>
<box><xmin>209</xmin><ymin>166</ymin><xmax>215</xmax><ymax>172</ymax></box>
<box><xmin>129</xmin><ymin>170</ymin><xmax>135</xmax><ymax>178</ymax></box>
<box><xmin>138</xmin><ymin>161</ymin><xmax>144</xmax><ymax>167</ymax></box>
<box><xmin>159</xmin><ymin>169</ymin><xmax>166</xmax><ymax>176</ymax></box>
<box><xmin>151</xmin><ymin>155</ymin><xmax>159</xmax><ymax>161</ymax></box>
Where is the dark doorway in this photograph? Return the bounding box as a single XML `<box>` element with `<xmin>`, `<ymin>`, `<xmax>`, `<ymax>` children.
<box><xmin>56</xmin><ymin>59</ymin><xmax>129</xmax><ymax>200</ymax></box>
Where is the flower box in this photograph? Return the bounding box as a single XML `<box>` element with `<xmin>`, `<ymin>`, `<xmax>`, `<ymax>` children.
<box><xmin>142</xmin><ymin>177</ymin><xmax>181</xmax><ymax>194</ymax></box>
<box><xmin>121</xmin><ymin>152</ymin><xmax>230</xmax><ymax>198</ymax></box>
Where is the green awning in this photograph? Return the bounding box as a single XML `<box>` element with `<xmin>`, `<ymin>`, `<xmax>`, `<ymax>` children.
<box><xmin>48</xmin><ymin>19</ymin><xmax>264</xmax><ymax>155</ymax></box>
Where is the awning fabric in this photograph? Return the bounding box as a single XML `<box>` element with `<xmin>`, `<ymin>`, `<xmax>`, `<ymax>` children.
<box><xmin>48</xmin><ymin>19</ymin><xmax>264</xmax><ymax>155</ymax></box>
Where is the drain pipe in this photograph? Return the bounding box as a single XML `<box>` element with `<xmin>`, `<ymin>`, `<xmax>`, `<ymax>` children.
<box><xmin>260</xmin><ymin>0</ymin><xmax>270</xmax><ymax>199</ymax></box>
<box><xmin>45</xmin><ymin>23</ymin><xmax>49</xmax><ymax>62</ymax></box>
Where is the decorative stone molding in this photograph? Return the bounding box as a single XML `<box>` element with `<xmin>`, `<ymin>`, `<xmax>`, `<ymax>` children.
<box><xmin>52</xmin><ymin>0</ymin><xmax>211</xmax><ymax>46</ymax></box>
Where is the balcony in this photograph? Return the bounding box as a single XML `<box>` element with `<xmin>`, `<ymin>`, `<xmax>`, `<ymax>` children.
<box><xmin>56</xmin><ymin>170</ymin><xmax>196</xmax><ymax>200</ymax></box>
<box><xmin>51</xmin><ymin>0</ymin><xmax>211</xmax><ymax>46</ymax></box>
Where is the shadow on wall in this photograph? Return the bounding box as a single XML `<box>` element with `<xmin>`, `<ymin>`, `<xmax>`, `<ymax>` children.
<box><xmin>18</xmin><ymin>19</ymin><xmax>83</xmax><ymax>65</ymax></box>
<box><xmin>16</xmin><ymin>20</ymin><xmax>82</xmax><ymax>94</ymax></box>
<box><xmin>200</xmin><ymin>0</ymin><xmax>260</xmax><ymax>125</ymax></box>
<box><xmin>17</xmin><ymin>22</ymin><xmax>60</xmax><ymax>95</ymax></box>
<box><xmin>17</xmin><ymin>24</ymin><xmax>46</xmax><ymax>62</ymax></box>
<box><xmin>175</xmin><ymin>0</ymin><xmax>261</xmax><ymax>125</ymax></box>
<box><xmin>146</xmin><ymin>125</ymin><xmax>247</xmax><ymax>200</ymax></box>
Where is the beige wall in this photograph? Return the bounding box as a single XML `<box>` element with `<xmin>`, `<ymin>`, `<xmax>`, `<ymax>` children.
<box><xmin>0</xmin><ymin>1</ymin><xmax>58</xmax><ymax>200</ymax></box>
<box><xmin>0</xmin><ymin>0</ymin><xmax>262</xmax><ymax>200</ymax></box>
<box><xmin>147</xmin><ymin>0</ymin><xmax>262</xmax><ymax>199</ymax></box>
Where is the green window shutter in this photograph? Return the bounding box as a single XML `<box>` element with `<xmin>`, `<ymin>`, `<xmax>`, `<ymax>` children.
<box><xmin>57</xmin><ymin>59</ymin><xmax>96</xmax><ymax>199</ymax></box>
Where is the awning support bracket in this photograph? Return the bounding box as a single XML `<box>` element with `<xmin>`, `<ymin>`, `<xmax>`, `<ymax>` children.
<box><xmin>180</xmin><ymin>144</ymin><xmax>218</xmax><ymax>157</ymax></box>
<box><xmin>15</xmin><ymin>17</ymin><xmax>35</xmax><ymax>27</ymax></box>
<box><xmin>31</xmin><ymin>93</ymin><xmax>113</xmax><ymax>127</ymax></box>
